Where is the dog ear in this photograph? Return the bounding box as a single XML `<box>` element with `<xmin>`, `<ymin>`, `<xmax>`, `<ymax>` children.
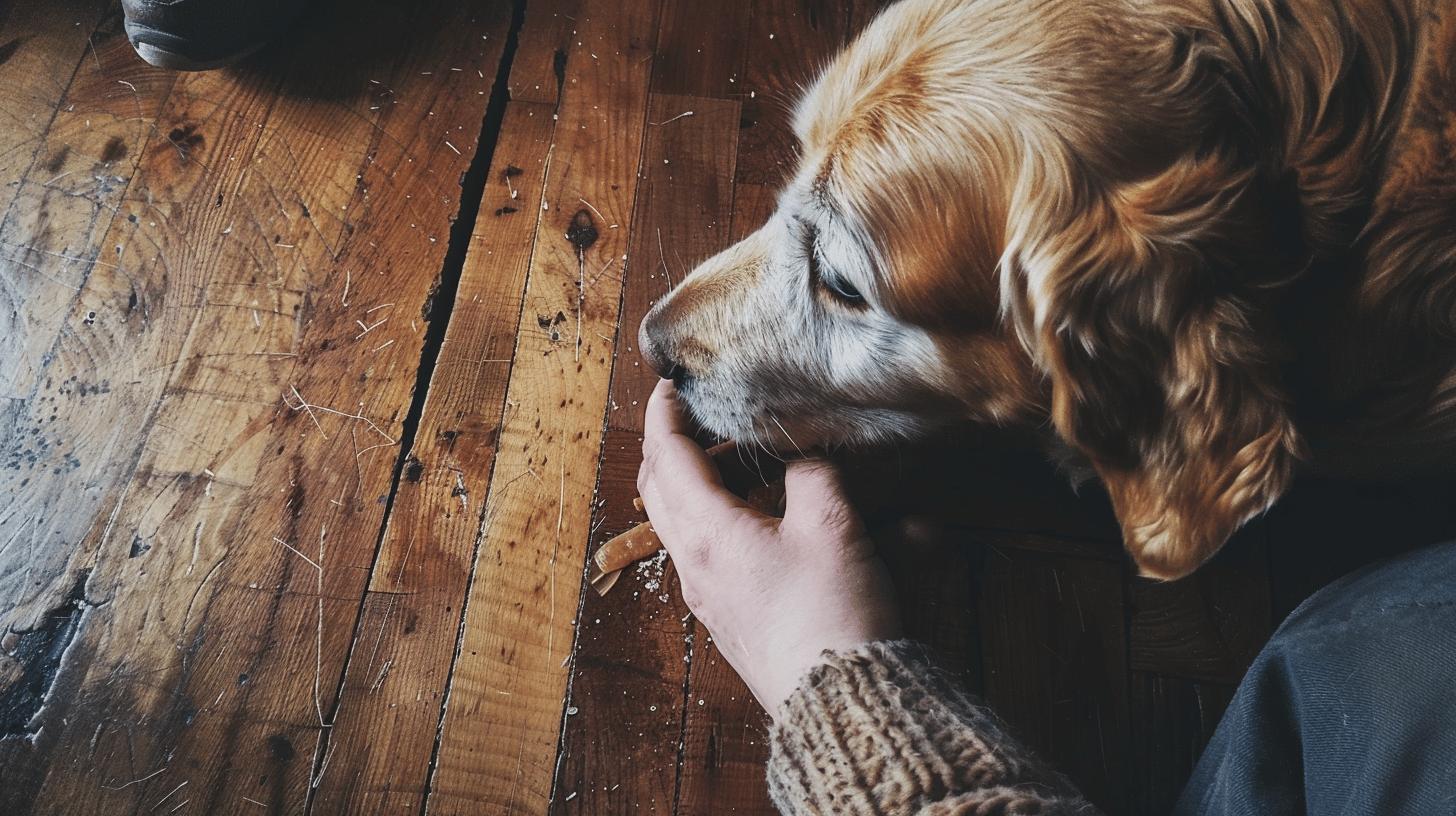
<box><xmin>1006</xmin><ymin>152</ymin><xmax>1304</xmax><ymax>579</ymax></box>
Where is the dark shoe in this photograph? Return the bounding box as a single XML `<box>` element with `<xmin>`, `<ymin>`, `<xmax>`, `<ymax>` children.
<box><xmin>122</xmin><ymin>0</ymin><xmax>307</xmax><ymax>71</ymax></box>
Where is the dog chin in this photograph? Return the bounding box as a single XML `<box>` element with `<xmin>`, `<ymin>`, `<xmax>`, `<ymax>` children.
<box><xmin>675</xmin><ymin>388</ymin><xmax>789</xmax><ymax>449</ymax></box>
<box><xmin>678</xmin><ymin>386</ymin><xmax>933</xmax><ymax>455</ymax></box>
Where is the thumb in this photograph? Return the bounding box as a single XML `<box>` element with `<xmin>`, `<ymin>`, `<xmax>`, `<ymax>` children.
<box><xmin>781</xmin><ymin>458</ymin><xmax>865</xmax><ymax>539</ymax></box>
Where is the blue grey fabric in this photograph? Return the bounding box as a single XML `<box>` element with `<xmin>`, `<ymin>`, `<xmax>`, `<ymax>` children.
<box><xmin>123</xmin><ymin>0</ymin><xmax>306</xmax><ymax>70</ymax></box>
<box><xmin>1176</xmin><ymin>541</ymin><xmax>1456</xmax><ymax>815</ymax></box>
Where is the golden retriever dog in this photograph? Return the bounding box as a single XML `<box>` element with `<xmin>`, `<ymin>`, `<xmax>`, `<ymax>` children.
<box><xmin>637</xmin><ymin>0</ymin><xmax>1456</xmax><ymax>579</ymax></box>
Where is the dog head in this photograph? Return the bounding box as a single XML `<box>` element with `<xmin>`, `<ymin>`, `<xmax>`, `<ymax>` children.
<box><xmin>639</xmin><ymin>0</ymin><xmax>1305</xmax><ymax>578</ymax></box>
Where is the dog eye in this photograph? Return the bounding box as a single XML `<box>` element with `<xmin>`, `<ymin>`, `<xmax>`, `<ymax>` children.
<box><xmin>821</xmin><ymin>274</ymin><xmax>865</xmax><ymax>304</ymax></box>
<box><xmin>802</xmin><ymin>223</ymin><xmax>866</xmax><ymax>306</ymax></box>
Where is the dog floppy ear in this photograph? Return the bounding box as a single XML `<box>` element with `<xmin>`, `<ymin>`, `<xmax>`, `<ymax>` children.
<box><xmin>1006</xmin><ymin>152</ymin><xmax>1303</xmax><ymax>579</ymax></box>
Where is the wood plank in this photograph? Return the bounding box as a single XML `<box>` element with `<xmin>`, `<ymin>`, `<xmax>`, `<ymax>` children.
<box><xmin>882</xmin><ymin>534</ymin><xmax>983</xmax><ymax>687</ymax></box>
<box><xmin>0</xmin><ymin>12</ymin><xmax>176</xmax><ymax>411</ymax></box>
<box><xmin>0</xmin><ymin>0</ymin><xmax>110</xmax><ymax>226</ymax></box>
<box><xmin>1</xmin><ymin>2</ymin><xmax>507</xmax><ymax>812</ymax></box>
<box><xmin>650</xmin><ymin>1</ymin><xmax>750</xmax><ymax>99</ymax></box>
<box><xmin>0</xmin><ymin>3</ymin><xmax>175</xmax><ymax>639</ymax></box>
<box><xmin>550</xmin><ymin>427</ymin><xmax>692</xmax><ymax>814</ymax></box>
<box><xmin>310</xmin><ymin>97</ymin><xmax>554</xmax><ymax>815</ymax></box>
<box><xmin>1130</xmin><ymin>522</ymin><xmax>1271</xmax><ymax>684</ymax></box>
<box><xmin>1127</xmin><ymin>673</ymin><xmax>1234</xmax><ymax>816</ymax></box>
<box><xmin>552</xmin><ymin>92</ymin><xmax>741</xmax><ymax>815</ymax></box>
<box><xmin>508</xmin><ymin>0</ymin><xmax>582</xmax><ymax>106</ymax></box>
<box><xmin>2</xmin><ymin>62</ymin><xmax>294</xmax><ymax>816</ymax></box>
<box><xmin>423</xmin><ymin>2</ymin><xmax>661</xmax><ymax>811</ymax></box>
<box><xmin>735</xmin><ymin>0</ymin><xmax>887</xmax><ymax>187</ymax></box>
<box><xmin>978</xmin><ymin>543</ymin><xmax>1130</xmax><ymax>815</ymax></box>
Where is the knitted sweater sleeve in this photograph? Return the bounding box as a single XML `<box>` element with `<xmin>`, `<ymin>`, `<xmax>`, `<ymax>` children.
<box><xmin>766</xmin><ymin>640</ymin><xmax>1102</xmax><ymax>815</ymax></box>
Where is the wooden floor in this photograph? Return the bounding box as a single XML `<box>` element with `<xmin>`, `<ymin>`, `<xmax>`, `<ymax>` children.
<box><xmin>3</xmin><ymin>1</ymin><xmax>1456</xmax><ymax>814</ymax></box>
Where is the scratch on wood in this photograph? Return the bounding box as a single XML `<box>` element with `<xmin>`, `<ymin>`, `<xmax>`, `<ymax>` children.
<box><xmin>314</xmin><ymin>524</ymin><xmax>327</xmax><ymax>727</ymax></box>
<box><xmin>100</xmin><ymin>765</ymin><xmax>167</xmax><ymax>791</ymax></box>
<box><xmin>355</xmin><ymin>317</ymin><xmax>387</xmax><ymax>338</ymax></box>
<box><xmin>271</xmin><ymin>538</ymin><xmax>321</xmax><ymax>572</ymax></box>
<box><xmin>283</xmin><ymin>388</ymin><xmax>396</xmax><ymax>444</ymax></box>
<box><xmin>188</xmin><ymin>520</ymin><xmax>204</xmax><ymax>575</ymax></box>
<box><xmin>148</xmin><ymin>780</ymin><xmax>187</xmax><ymax>811</ymax></box>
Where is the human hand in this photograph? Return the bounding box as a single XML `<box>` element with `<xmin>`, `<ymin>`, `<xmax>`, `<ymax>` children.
<box><xmin>636</xmin><ymin>380</ymin><xmax>902</xmax><ymax>716</ymax></box>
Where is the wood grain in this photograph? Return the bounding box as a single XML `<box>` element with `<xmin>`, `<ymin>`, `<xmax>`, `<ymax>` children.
<box><xmin>423</xmin><ymin>1</ymin><xmax>660</xmax><ymax>812</ymax></box>
<box><xmin>1130</xmin><ymin>523</ymin><xmax>1271</xmax><ymax>684</ymax></box>
<box><xmin>307</xmin><ymin>100</ymin><xmax>544</xmax><ymax>815</ymax></box>
<box><xmin>734</xmin><ymin>0</ymin><xmax>886</xmax><ymax>187</ymax></box>
<box><xmin>650</xmin><ymin>1</ymin><xmax>749</xmax><ymax>99</ymax></box>
<box><xmin>1127</xmin><ymin>673</ymin><xmax>1235</xmax><ymax>816</ymax></box>
<box><xmin>1</xmin><ymin>2</ymin><xmax>506</xmax><ymax>813</ymax></box>
<box><xmin>0</xmin><ymin>9</ymin><xmax>175</xmax><ymax>638</ymax></box>
<box><xmin>553</xmin><ymin>92</ymin><xmax>741</xmax><ymax>815</ymax></box>
<box><xmin>0</xmin><ymin>0</ymin><xmax>113</xmax><ymax>235</ymax></box>
<box><xmin>979</xmin><ymin>542</ymin><xmax>1130</xmax><ymax>815</ymax></box>
<box><xmin>508</xmin><ymin>0</ymin><xmax>581</xmax><ymax>106</ymax></box>
<box><xmin>13</xmin><ymin>62</ymin><xmax>310</xmax><ymax>816</ymax></box>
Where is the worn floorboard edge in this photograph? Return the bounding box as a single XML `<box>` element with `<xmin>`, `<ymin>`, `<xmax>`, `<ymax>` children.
<box><xmin>301</xmin><ymin>1</ymin><xmax>531</xmax><ymax>812</ymax></box>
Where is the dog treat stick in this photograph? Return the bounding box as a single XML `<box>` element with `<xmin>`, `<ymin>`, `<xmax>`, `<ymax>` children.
<box><xmin>587</xmin><ymin>511</ymin><xmax>658</xmax><ymax>596</ymax></box>
<box><xmin>589</xmin><ymin>443</ymin><xmax>786</xmax><ymax>596</ymax></box>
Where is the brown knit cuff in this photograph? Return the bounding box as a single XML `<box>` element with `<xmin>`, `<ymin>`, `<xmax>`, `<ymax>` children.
<box><xmin>766</xmin><ymin>640</ymin><xmax>1098</xmax><ymax>815</ymax></box>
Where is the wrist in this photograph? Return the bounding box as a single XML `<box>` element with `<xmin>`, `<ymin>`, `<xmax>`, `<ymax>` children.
<box><xmin>763</xmin><ymin>629</ymin><xmax>898</xmax><ymax>718</ymax></box>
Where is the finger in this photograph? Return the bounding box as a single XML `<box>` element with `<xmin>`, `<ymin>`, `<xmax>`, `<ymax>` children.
<box><xmin>638</xmin><ymin>380</ymin><xmax>752</xmax><ymax>547</ymax></box>
<box><xmin>781</xmin><ymin>457</ymin><xmax>866</xmax><ymax>538</ymax></box>
<box><xmin>644</xmin><ymin>377</ymin><xmax>697</xmax><ymax>438</ymax></box>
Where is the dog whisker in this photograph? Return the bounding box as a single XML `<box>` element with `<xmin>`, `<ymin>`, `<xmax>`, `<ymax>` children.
<box><xmin>768</xmin><ymin>411</ymin><xmax>808</xmax><ymax>460</ymax></box>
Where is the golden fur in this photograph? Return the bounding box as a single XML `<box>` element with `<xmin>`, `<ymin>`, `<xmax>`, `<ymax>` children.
<box><xmin>639</xmin><ymin>0</ymin><xmax>1456</xmax><ymax>579</ymax></box>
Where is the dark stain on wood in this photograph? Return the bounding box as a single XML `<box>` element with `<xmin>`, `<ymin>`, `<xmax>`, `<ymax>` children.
<box><xmin>0</xmin><ymin>572</ymin><xmax>90</xmax><ymax>738</ymax></box>
<box><xmin>266</xmin><ymin>733</ymin><xmax>296</xmax><ymax>762</ymax></box>
<box><xmin>403</xmin><ymin>455</ymin><xmax>425</xmax><ymax>483</ymax></box>
<box><xmin>420</xmin><ymin>279</ymin><xmax>441</xmax><ymax>322</ymax></box>
<box><xmin>99</xmin><ymin>136</ymin><xmax>127</xmax><ymax>164</ymax></box>
<box><xmin>164</xmin><ymin>124</ymin><xmax>204</xmax><ymax>162</ymax></box>
<box><xmin>552</xmin><ymin>48</ymin><xmax>567</xmax><ymax>95</ymax></box>
<box><xmin>42</xmin><ymin>145</ymin><xmax>69</xmax><ymax>173</ymax></box>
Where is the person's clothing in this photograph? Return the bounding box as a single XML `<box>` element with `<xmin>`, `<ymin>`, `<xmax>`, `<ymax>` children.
<box><xmin>767</xmin><ymin>640</ymin><xmax>1099</xmax><ymax>814</ymax></box>
<box><xmin>122</xmin><ymin>0</ymin><xmax>306</xmax><ymax>70</ymax></box>
<box><xmin>1175</xmin><ymin>541</ymin><xmax>1456</xmax><ymax>815</ymax></box>
<box><xmin>767</xmin><ymin>542</ymin><xmax>1456</xmax><ymax>815</ymax></box>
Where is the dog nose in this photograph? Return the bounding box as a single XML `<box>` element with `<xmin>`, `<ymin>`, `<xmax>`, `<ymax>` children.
<box><xmin>638</xmin><ymin>317</ymin><xmax>682</xmax><ymax>380</ymax></box>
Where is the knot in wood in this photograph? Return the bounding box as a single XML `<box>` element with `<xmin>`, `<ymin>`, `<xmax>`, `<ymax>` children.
<box><xmin>566</xmin><ymin>209</ymin><xmax>599</xmax><ymax>252</ymax></box>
